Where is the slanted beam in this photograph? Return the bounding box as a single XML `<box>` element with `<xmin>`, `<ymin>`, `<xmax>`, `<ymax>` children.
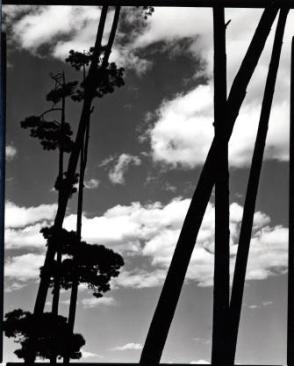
<box><xmin>228</xmin><ymin>8</ymin><xmax>289</xmax><ymax>364</ymax></box>
<box><xmin>139</xmin><ymin>7</ymin><xmax>278</xmax><ymax>366</ymax></box>
<box><xmin>211</xmin><ymin>5</ymin><xmax>230</xmax><ymax>365</ymax></box>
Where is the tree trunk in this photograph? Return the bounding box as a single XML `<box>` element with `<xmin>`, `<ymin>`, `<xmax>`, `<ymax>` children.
<box><xmin>63</xmin><ymin>98</ymin><xmax>90</xmax><ymax>365</ymax></box>
<box><xmin>140</xmin><ymin>7</ymin><xmax>278</xmax><ymax>365</ymax></box>
<box><xmin>52</xmin><ymin>72</ymin><xmax>66</xmax><ymax>317</ymax></box>
<box><xmin>211</xmin><ymin>6</ymin><xmax>230</xmax><ymax>365</ymax></box>
<box><xmin>228</xmin><ymin>9</ymin><xmax>288</xmax><ymax>364</ymax></box>
<box><xmin>63</xmin><ymin>7</ymin><xmax>121</xmax><ymax>364</ymax></box>
<box><xmin>50</xmin><ymin>72</ymin><xmax>66</xmax><ymax>365</ymax></box>
<box><xmin>287</xmin><ymin>34</ymin><xmax>294</xmax><ymax>366</ymax></box>
<box><xmin>33</xmin><ymin>6</ymin><xmax>109</xmax><ymax>319</ymax></box>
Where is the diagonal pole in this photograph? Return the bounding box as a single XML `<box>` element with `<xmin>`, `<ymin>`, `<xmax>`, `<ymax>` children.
<box><xmin>228</xmin><ymin>9</ymin><xmax>289</xmax><ymax>364</ymax></box>
<box><xmin>211</xmin><ymin>5</ymin><xmax>230</xmax><ymax>365</ymax></box>
<box><xmin>288</xmin><ymin>35</ymin><xmax>294</xmax><ymax>366</ymax></box>
<box><xmin>140</xmin><ymin>6</ymin><xmax>279</xmax><ymax>365</ymax></box>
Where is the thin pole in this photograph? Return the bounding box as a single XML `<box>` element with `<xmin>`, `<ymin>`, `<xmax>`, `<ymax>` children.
<box><xmin>288</xmin><ymin>35</ymin><xmax>294</xmax><ymax>366</ymax></box>
<box><xmin>140</xmin><ymin>7</ymin><xmax>278</xmax><ymax>365</ymax></box>
<box><xmin>228</xmin><ymin>9</ymin><xmax>288</xmax><ymax>364</ymax></box>
<box><xmin>211</xmin><ymin>6</ymin><xmax>230</xmax><ymax>365</ymax></box>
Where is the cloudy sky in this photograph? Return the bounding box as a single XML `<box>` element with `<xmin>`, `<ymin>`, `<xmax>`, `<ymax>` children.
<box><xmin>3</xmin><ymin>4</ymin><xmax>294</xmax><ymax>364</ymax></box>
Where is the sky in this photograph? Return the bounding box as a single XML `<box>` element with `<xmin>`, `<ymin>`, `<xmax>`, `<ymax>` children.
<box><xmin>2</xmin><ymin>4</ymin><xmax>294</xmax><ymax>364</ymax></box>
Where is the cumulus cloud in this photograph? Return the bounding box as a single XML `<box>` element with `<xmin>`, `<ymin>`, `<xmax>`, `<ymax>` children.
<box><xmin>5</xmin><ymin>222</ymin><xmax>47</xmax><ymax>250</ymax></box>
<box><xmin>4</xmin><ymin>199</ymin><xmax>289</xmax><ymax>290</ymax></box>
<box><xmin>5</xmin><ymin>253</ymin><xmax>44</xmax><ymax>281</ymax></box>
<box><xmin>5</xmin><ymin>201</ymin><xmax>57</xmax><ymax>229</ymax></box>
<box><xmin>108</xmin><ymin>154</ymin><xmax>141</xmax><ymax>184</ymax></box>
<box><xmin>4</xmin><ymin>6</ymin><xmax>107</xmax><ymax>56</ymax></box>
<box><xmin>81</xmin><ymin>296</ymin><xmax>116</xmax><ymax>309</ymax></box>
<box><xmin>6</xmin><ymin>145</ymin><xmax>17</xmax><ymax>161</ymax></box>
<box><xmin>111</xmin><ymin>342</ymin><xmax>143</xmax><ymax>351</ymax></box>
<box><xmin>140</xmin><ymin>9</ymin><xmax>294</xmax><ymax>168</ymax></box>
<box><xmin>5</xmin><ymin>201</ymin><xmax>57</xmax><ymax>251</ymax></box>
<box><xmin>3</xmin><ymin>6</ymin><xmax>150</xmax><ymax>73</ymax></box>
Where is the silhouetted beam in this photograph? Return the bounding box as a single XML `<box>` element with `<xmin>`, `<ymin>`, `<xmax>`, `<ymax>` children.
<box><xmin>228</xmin><ymin>8</ymin><xmax>289</xmax><ymax>364</ymax></box>
<box><xmin>211</xmin><ymin>6</ymin><xmax>230</xmax><ymax>365</ymax></box>
<box><xmin>288</xmin><ymin>36</ymin><xmax>294</xmax><ymax>366</ymax></box>
<box><xmin>2</xmin><ymin>0</ymin><xmax>294</xmax><ymax>6</ymax></box>
<box><xmin>0</xmin><ymin>31</ymin><xmax>6</xmax><ymax>365</ymax></box>
<box><xmin>139</xmin><ymin>7</ymin><xmax>278</xmax><ymax>366</ymax></box>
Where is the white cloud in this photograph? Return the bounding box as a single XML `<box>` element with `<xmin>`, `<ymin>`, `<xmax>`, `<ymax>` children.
<box><xmin>5</xmin><ymin>253</ymin><xmax>44</xmax><ymax>281</ymax></box>
<box><xmin>6</xmin><ymin>145</ymin><xmax>17</xmax><ymax>161</ymax></box>
<box><xmin>133</xmin><ymin>8</ymin><xmax>294</xmax><ymax>168</ymax></box>
<box><xmin>3</xmin><ymin>6</ymin><xmax>147</xmax><ymax>72</ymax></box>
<box><xmin>84</xmin><ymin>178</ymin><xmax>100</xmax><ymax>189</ymax></box>
<box><xmin>4</xmin><ymin>198</ymin><xmax>289</xmax><ymax>290</ymax></box>
<box><xmin>5</xmin><ymin>201</ymin><xmax>57</xmax><ymax>228</ymax></box>
<box><xmin>108</xmin><ymin>154</ymin><xmax>141</xmax><ymax>184</ymax></box>
<box><xmin>111</xmin><ymin>342</ymin><xmax>143</xmax><ymax>351</ymax></box>
<box><xmin>5</xmin><ymin>222</ymin><xmax>47</xmax><ymax>250</ymax></box>
<box><xmin>4</xmin><ymin>6</ymin><xmax>108</xmax><ymax>57</ymax></box>
<box><xmin>113</xmin><ymin>268</ymin><xmax>167</xmax><ymax>289</ymax></box>
<box><xmin>82</xmin><ymin>350</ymin><xmax>103</xmax><ymax>359</ymax></box>
<box><xmin>81</xmin><ymin>296</ymin><xmax>116</xmax><ymax>309</ymax></box>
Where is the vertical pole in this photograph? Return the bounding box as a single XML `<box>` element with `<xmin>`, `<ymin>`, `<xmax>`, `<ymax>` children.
<box><xmin>0</xmin><ymin>29</ymin><xmax>6</xmax><ymax>364</ymax></box>
<box><xmin>288</xmin><ymin>35</ymin><xmax>294</xmax><ymax>366</ymax></box>
<box><xmin>211</xmin><ymin>5</ymin><xmax>230</xmax><ymax>365</ymax></box>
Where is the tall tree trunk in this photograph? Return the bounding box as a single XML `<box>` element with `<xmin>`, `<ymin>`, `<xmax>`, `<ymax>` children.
<box><xmin>50</xmin><ymin>72</ymin><xmax>66</xmax><ymax>365</ymax></box>
<box><xmin>228</xmin><ymin>9</ymin><xmax>288</xmax><ymax>364</ymax></box>
<box><xmin>63</xmin><ymin>94</ymin><xmax>90</xmax><ymax>366</ymax></box>
<box><xmin>211</xmin><ymin>6</ymin><xmax>230</xmax><ymax>364</ymax></box>
<box><xmin>287</xmin><ymin>35</ymin><xmax>294</xmax><ymax>366</ymax></box>
<box><xmin>63</xmin><ymin>8</ymin><xmax>121</xmax><ymax>364</ymax></box>
<box><xmin>33</xmin><ymin>6</ymin><xmax>109</xmax><ymax>320</ymax></box>
<box><xmin>140</xmin><ymin>7</ymin><xmax>278</xmax><ymax>365</ymax></box>
<box><xmin>26</xmin><ymin>7</ymin><xmax>109</xmax><ymax>365</ymax></box>
<box><xmin>52</xmin><ymin>72</ymin><xmax>66</xmax><ymax>317</ymax></box>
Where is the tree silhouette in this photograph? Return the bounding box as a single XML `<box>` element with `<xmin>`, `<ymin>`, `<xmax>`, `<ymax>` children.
<box><xmin>40</xmin><ymin>226</ymin><xmax>124</xmax><ymax>298</ymax></box>
<box><xmin>5</xmin><ymin>5</ymin><xmax>153</xmax><ymax>363</ymax></box>
<box><xmin>3</xmin><ymin>309</ymin><xmax>85</xmax><ymax>361</ymax></box>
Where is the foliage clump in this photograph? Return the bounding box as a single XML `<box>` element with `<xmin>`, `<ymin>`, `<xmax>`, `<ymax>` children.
<box><xmin>3</xmin><ymin>309</ymin><xmax>85</xmax><ymax>360</ymax></box>
<box><xmin>20</xmin><ymin>115</ymin><xmax>74</xmax><ymax>152</ymax></box>
<box><xmin>66</xmin><ymin>48</ymin><xmax>125</xmax><ymax>101</ymax></box>
<box><xmin>41</xmin><ymin>226</ymin><xmax>124</xmax><ymax>298</ymax></box>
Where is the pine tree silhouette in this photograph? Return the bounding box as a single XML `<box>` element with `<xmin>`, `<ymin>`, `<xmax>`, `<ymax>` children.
<box><xmin>4</xmin><ymin>5</ymin><xmax>153</xmax><ymax>363</ymax></box>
